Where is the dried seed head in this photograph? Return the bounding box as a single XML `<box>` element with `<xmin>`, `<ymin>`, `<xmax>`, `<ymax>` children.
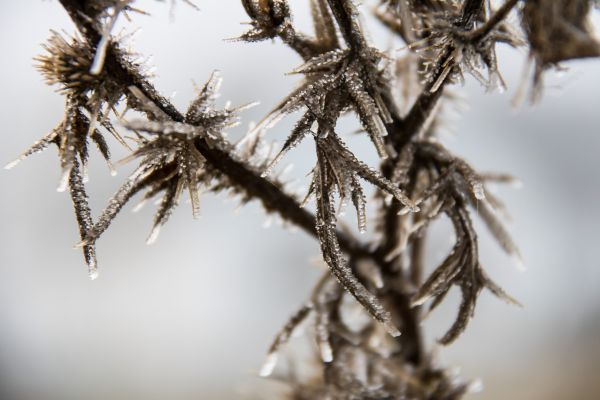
<box><xmin>522</xmin><ymin>0</ymin><xmax>600</xmax><ymax>67</ymax></box>
<box><xmin>522</xmin><ymin>0</ymin><xmax>600</xmax><ymax>96</ymax></box>
<box><xmin>36</xmin><ymin>32</ymin><xmax>108</xmax><ymax>95</ymax></box>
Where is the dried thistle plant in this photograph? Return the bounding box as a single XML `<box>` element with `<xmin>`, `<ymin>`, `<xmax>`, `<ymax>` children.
<box><xmin>7</xmin><ymin>0</ymin><xmax>599</xmax><ymax>399</ymax></box>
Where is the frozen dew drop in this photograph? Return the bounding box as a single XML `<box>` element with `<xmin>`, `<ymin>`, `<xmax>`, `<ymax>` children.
<box><xmin>190</xmin><ymin>191</ymin><xmax>201</xmax><ymax>220</ymax></box>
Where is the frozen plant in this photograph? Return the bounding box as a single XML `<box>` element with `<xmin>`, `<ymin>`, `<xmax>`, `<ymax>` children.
<box><xmin>7</xmin><ymin>0</ymin><xmax>600</xmax><ymax>398</ymax></box>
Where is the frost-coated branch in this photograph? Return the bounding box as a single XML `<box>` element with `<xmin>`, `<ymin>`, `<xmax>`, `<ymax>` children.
<box><xmin>57</xmin><ymin>0</ymin><xmax>376</xmax><ymax>263</ymax></box>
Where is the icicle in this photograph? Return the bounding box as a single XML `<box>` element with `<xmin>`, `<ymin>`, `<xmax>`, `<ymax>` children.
<box><xmin>88</xmin><ymin>262</ymin><xmax>99</xmax><ymax>281</ymax></box>
<box><xmin>352</xmin><ymin>189</ymin><xmax>367</xmax><ymax>234</ymax></box>
<box><xmin>371</xmin><ymin>116</ymin><xmax>389</xmax><ymax>159</ymax></box>
<box><xmin>57</xmin><ymin>168</ymin><xmax>71</xmax><ymax>192</ymax></box>
<box><xmin>373</xmin><ymin>92</ymin><xmax>393</xmax><ymax>124</ymax></box>
<box><xmin>189</xmin><ymin>188</ymin><xmax>201</xmax><ymax>219</ymax></box>
<box><xmin>259</xmin><ymin>352</ymin><xmax>278</xmax><ymax>377</ymax></box>
<box><xmin>4</xmin><ymin>158</ymin><xmax>22</xmax><ymax>170</ymax></box>
<box><xmin>146</xmin><ymin>225</ymin><xmax>161</xmax><ymax>245</ymax></box>
<box><xmin>430</xmin><ymin>62</ymin><xmax>453</xmax><ymax>93</ymax></box>
<box><xmin>337</xmin><ymin>196</ymin><xmax>348</xmax><ymax>217</ymax></box>
<box><xmin>90</xmin><ymin>5</ymin><xmax>124</xmax><ymax>75</ymax></box>
<box><xmin>318</xmin><ymin>340</ymin><xmax>333</xmax><ymax>363</ymax></box>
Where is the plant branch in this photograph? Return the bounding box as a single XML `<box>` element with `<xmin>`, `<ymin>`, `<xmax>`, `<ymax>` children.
<box><xmin>57</xmin><ymin>0</ymin><xmax>374</xmax><ymax>262</ymax></box>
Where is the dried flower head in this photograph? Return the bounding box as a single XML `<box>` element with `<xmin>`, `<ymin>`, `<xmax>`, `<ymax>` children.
<box><xmin>522</xmin><ymin>0</ymin><xmax>600</xmax><ymax>96</ymax></box>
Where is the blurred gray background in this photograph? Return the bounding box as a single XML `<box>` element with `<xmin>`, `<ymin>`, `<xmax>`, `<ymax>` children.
<box><xmin>1</xmin><ymin>1</ymin><xmax>599</xmax><ymax>399</ymax></box>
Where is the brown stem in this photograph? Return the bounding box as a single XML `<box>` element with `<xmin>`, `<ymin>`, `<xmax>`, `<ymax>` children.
<box><xmin>324</xmin><ymin>0</ymin><xmax>427</xmax><ymax>366</ymax></box>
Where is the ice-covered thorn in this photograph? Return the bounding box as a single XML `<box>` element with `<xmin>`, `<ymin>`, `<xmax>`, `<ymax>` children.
<box><xmin>88</xmin><ymin>258</ymin><xmax>99</xmax><ymax>281</ymax></box>
<box><xmin>235</xmin><ymin>101</ymin><xmax>260</xmax><ymax>112</ymax></box>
